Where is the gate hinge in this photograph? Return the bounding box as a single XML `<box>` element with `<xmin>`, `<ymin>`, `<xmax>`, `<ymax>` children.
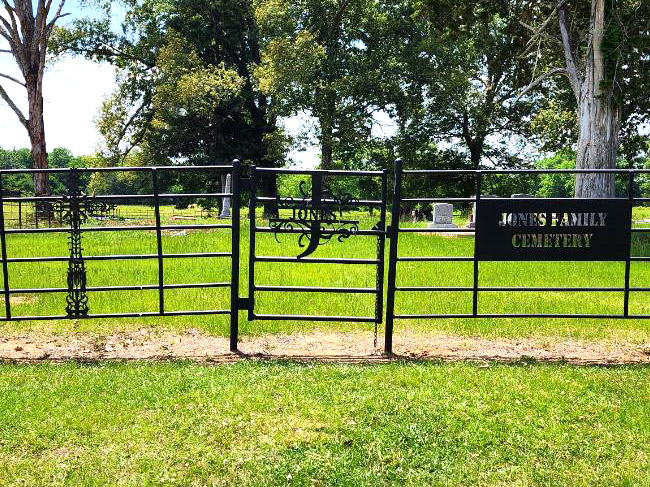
<box><xmin>237</xmin><ymin>297</ymin><xmax>251</xmax><ymax>311</ymax></box>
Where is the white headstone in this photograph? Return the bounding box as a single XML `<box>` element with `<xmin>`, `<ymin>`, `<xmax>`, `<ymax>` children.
<box><xmin>219</xmin><ymin>173</ymin><xmax>232</xmax><ymax>218</ymax></box>
<box><xmin>428</xmin><ymin>203</ymin><xmax>457</xmax><ymax>229</ymax></box>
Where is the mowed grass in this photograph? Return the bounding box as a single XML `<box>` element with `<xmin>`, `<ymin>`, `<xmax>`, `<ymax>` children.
<box><xmin>1</xmin><ymin>361</ymin><xmax>650</xmax><ymax>486</ymax></box>
<box><xmin>1</xmin><ymin>204</ymin><xmax>650</xmax><ymax>341</ymax></box>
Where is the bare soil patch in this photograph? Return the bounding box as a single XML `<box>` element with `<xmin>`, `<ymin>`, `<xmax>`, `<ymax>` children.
<box><xmin>9</xmin><ymin>295</ymin><xmax>38</xmax><ymax>306</ymax></box>
<box><xmin>2</xmin><ymin>329</ymin><xmax>650</xmax><ymax>365</ymax></box>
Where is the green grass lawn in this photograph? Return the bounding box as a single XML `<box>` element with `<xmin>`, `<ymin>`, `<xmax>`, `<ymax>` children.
<box><xmin>0</xmin><ymin>204</ymin><xmax>649</xmax><ymax>341</ymax></box>
<box><xmin>1</xmin><ymin>361</ymin><xmax>649</xmax><ymax>486</ymax></box>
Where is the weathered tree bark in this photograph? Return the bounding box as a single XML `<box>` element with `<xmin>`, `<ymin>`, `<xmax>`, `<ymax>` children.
<box><xmin>0</xmin><ymin>1</ymin><xmax>67</xmax><ymax>196</ymax></box>
<box><xmin>574</xmin><ymin>86</ymin><xmax>619</xmax><ymax>198</ymax></box>
<box><xmin>27</xmin><ymin>75</ymin><xmax>50</xmax><ymax>196</ymax></box>
<box><xmin>319</xmin><ymin>87</ymin><xmax>336</xmax><ymax>170</ymax></box>
<box><xmin>557</xmin><ymin>0</ymin><xmax>619</xmax><ymax>198</ymax></box>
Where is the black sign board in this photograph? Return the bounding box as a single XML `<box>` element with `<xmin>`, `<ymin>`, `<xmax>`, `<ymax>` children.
<box><xmin>475</xmin><ymin>198</ymin><xmax>632</xmax><ymax>261</ymax></box>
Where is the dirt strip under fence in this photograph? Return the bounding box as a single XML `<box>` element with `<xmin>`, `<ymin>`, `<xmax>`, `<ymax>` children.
<box><xmin>2</xmin><ymin>329</ymin><xmax>650</xmax><ymax>365</ymax></box>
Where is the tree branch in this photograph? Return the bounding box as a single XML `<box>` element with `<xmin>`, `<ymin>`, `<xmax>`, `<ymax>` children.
<box><xmin>0</xmin><ymin>72</ymin><xmax>25</xmax><ymax>86</ymax></box>
<box><xmin>0</xmin><ymin>82</ymin><xmax>28</xmax><ymax>127</ymax></box>
<box><xmin>516</xmin><ymin>67</ymin><xmax>567</xmax><ymax>102</ymax></box>
<box><xmin>323</xmin><ymin>0</ymin><xmax>353</xmax><ymax>44</ymax></box>
<box><xmin>47</xmin><ymin>1</ymin><xmax>68</xmax><ymax>37</ymax></box>
<box><xmin>1</xmin><ymin>0</ymin><xmax>20</xmax><ymax>40</ymax></box>
<box><xmin>520</xmin><ymin>4</ymin><xmax>558</xmax><ymax>39</ymax></box>
<box><xmin>557</xmin><ymin>0</ymin><xmax>581</xmax><ymax>97</ymax></box>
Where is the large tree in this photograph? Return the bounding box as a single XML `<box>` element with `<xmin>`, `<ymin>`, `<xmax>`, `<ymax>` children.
<box><xmin>0</xmin><ymin>0</ymin><xmax>68</xmax><ymax>196</ymax></box>
<box><xmin>54</xmin><ymin>0</ymin><xmax>284</xmax><ymax>212</ymax></box>
<box><xmin>522</xmin><ymin>0</ymin><xmax>650</xmax><ymax>197</ymax></box>
<box><xmin>393</xmin><ymin>0</ymin><xmax>541</xmax><ymax>169</ymax></box>
<box><xmin>255</xmin><ymin>0</ymin><xmax>402</xmax><ymax>169</ymax></box>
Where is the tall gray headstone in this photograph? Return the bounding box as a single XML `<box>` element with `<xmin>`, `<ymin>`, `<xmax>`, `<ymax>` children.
<box><xmin>219</xmin><ymin>173</ymin><xmax>232</xmax><ymax>219</ymax></box>
<box><xmin>466</xmin><ymin>195</ymin><xmax>498</xmax><ymax>228</ymax></box>
<box><xmin>428</xmin><ymin>203</ymin><xmax>457</xmax><ymax>229</ymax></box>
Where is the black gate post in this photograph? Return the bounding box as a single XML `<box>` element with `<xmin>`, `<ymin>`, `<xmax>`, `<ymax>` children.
<box><xmin>385</xmin><ymin>159</ymin><xmax>403</xmax><ymax>356</ymax></box>
<box><xmin>230</xmin><ymin>159</ymin><xmax>242</xmax><ymax>352</ymax></box>
<box><xmin>374</xmin><ymin>170</ymin><xmax>388</xmax><ymax>327</ymax></box>
<box><xmin>623</xmin><ymin>170</ymin><xmax>635</xmax><ymax>317</ymax></box>
<box><xmin>152</xmin><ymin>169</ymin><xmax>165</xmax><ymax>315</ymax></box>
<box><xmin>0</xmin><ymin>174</ymin><xmax>11</xmax><ymax>320</ymax></box>
<box><xmin>247</xmin><ymin>165</ymin><xmax>257</xmax><ymax>323</ymax></box>
<box><xmin>472</xmin><ymin>172</ymin><xmax>482</xmax><ymax>316</ymax></box>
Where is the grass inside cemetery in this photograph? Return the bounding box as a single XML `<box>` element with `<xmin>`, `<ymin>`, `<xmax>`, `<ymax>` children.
<box><xmin>1</xmin><ymin>204</ymin><xmax>650</xmax><ymax>341</ymax></box>
<box><xmin>2</xmin><ymin>361</ymin><xmax>650</xmax><ymax>486</ymax></box>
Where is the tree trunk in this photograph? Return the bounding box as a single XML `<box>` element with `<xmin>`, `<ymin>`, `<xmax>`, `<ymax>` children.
<box><xmin>574</xmin><ymin>90</ymin><xmax>619</xmax><ymax>198</ymax></box>
<box><xmin>559</xmin><ymin>0</ymin><xmax>620</xmax><ymax>198</ymax></box>
<box><xmin>320</xmin><ymin>88</ymin><xmax>335</xmax><ymax>170</ymax></box>
<box><xmin>468</xmin><ymin>140</ymin><xmax>483</xmax><ymax>169</ymax></box>
<box><xmin>27</xmin><ymin>81</ymin><xmax>50</xmax><ymax>197</ymax></box>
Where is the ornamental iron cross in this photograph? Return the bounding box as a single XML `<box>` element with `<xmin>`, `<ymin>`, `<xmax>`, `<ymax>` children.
<box><xmin>53</xmin><ymin>169</ymin><xmax>114</xmax><ymax>319</ymax></box>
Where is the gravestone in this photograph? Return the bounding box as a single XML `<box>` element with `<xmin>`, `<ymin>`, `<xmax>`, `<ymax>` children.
<box><xmin>219</xmin><ymin>173</ymin><xmax>232</xmax><ymax>219</ymax></box>
<box><xmin>427</xmin><ymin>203</ymin><xmax>457</xmax><ymax>229</ymax></box>
<box><xmin>466</xmin><ymin>195</ymin><xmax>498</xmax><ymax>228</ymax></box>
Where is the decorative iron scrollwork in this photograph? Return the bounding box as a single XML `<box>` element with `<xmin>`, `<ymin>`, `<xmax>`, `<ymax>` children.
<box><xmin>58</xmin><ymin>169</ymin><xmax>90</xmax><ymax>318</ymax></box>
<box><xmin>269</xmin><ymin>173</ymin><xmax>361</xmax><ymax>258</ymax></box>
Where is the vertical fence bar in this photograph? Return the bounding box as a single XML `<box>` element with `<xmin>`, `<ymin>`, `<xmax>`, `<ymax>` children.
<box><xmin>247</xmin><ymin>165</ymin><xmax>257</xmax><ymax>322</ymax></box>
<box><xmin>18</xmin><ymin>200</ymin><xmax>21</xmax><ymax>228</ymax></box>
<box><xmin>624</xmin><ymin>170</ymin><xmax>634</xmax><ymax>317</ymax></box>
<box><xmin>384</xmin><ymin>159</ymin><xmax>403</xmax><ymax>355</ymax></box>
<box><xmin>0</xmin><ymin>174</ymin><xmax>11</xmax><ymax>320</ymax></box>
<box><xmin>472</xmin><ymin>172</ymin><xmax>482</xmax><ymax>316</ymax></box>
<box><xmin>152</xmin><ymin>169</ymin><xmax>165</xmax><ymax>314</ymax></box>
<box><xmin>374</xmin><ymin>170</ymin><xmax>388</xmax><ymax>325</ymax></box>
<box><xmin>230</xmin><ymin>159</ymin><xmax>241</xmax><ymax>352</ymax></box>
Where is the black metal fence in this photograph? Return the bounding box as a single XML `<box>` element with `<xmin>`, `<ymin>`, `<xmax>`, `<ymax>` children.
<box><xmin>0</xmin><ymin>160</ymin><xmax>649</xmax><ymax>355</ymax></box>
<box><xmin>384</xmin><ymin>161</ymin><xmax>650</xmax><ymax>353</ymax></box>
<box><xmin>0</xmin><ymin>163</ymin><xmax>240</xmax><ymax>331</ymax></box>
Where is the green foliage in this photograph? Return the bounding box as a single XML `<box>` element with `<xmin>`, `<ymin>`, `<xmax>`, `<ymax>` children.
<box><xmin>393</xmin><ymin>0</ymin><xmax>541</xmax><ymax>168</ymax></box>
<box><xmin>255</xmin><ymin>0</ymin><xmax>406</xmax><ymax>168</ymax></box>
<box><xmin>535</xmin><ymin>150</ymin><xmax>576</xmax><ymax>198</ymax></box>
<box><xmin>58</xmin><ymin>0</ymin><xmax>285</xmax><ymax>183</ymax></box>
<box><xmin>526</xmin><ymin>0</ymin><xmax>650</xmax><ymax>164</ymax></box>
<box><xmin>530</xmin><ymin>99</ymin><xmax>578</xmax><ymax>153</ymax></box>
<box><xmin>0</xmin><ymin>148</ymin><xmax>85</xmax><ymax>195</ymax></box>
<box><xmin>86</xmin><ymin>152</ymin><xmax>153</xmax><ymax>197</ymax></box>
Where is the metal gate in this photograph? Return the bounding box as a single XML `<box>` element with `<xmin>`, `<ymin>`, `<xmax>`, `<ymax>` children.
<box><xmin>0</xmin><ymin>163</ymin><xmax>241</xmax><ymax>327</ymax></box>
<box><xmin>243</xmin><ymin>166</ymin><xmax>388</xmax><ymax>342</ymax></box>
